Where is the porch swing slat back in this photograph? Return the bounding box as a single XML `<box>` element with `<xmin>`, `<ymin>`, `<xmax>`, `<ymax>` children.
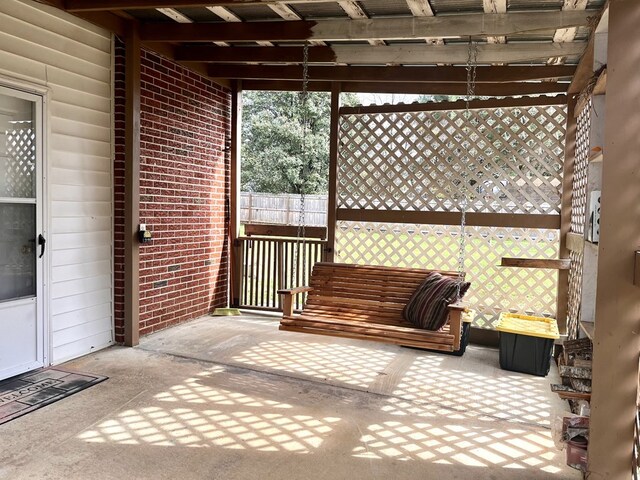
<box><xmin>278</xmin><ymin>262</ymin><xmax>466</xmax><ymax>352</ymax></box>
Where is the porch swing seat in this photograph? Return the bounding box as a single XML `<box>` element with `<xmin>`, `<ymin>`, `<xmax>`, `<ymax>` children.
<box><xmin>278</xmin><ymin>262</ymin><xmax>468</xmax><ymax>352</ymax></box>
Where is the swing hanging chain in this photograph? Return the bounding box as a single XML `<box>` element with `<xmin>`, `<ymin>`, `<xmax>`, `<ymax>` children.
<box><xmin>292</xmin><ymin>42</ymin><xmax>310</xmax><ymax>288</ymax></box>
<box><xmin>456</xmin><ymin>38</ymin><xmax>478</xmax><ymax>299</ymax></box>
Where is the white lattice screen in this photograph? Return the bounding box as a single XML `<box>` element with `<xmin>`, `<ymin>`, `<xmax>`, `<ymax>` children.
<box><xmin>336</xmin><ymin>101</ymin><xmax>567</xmax><ymax>328</ymax></box>
<box><xmin>338</xmin><ymin>105</ymin><xmax>565</xmax><ymax>215</ymax></box>
<box><xmin>2</xmin><ymin>127</ymin><xmax>36</xmax><ymax>198</ymax></box>
<box><xmin>336</xmin><ymin>222</ymin><xmax>558</xmax><ymax>328</ymax></box>
<box><xmin>566</xmin><ymin>100</ymin><xmax>592</xmax><ymax>340</ymax></box>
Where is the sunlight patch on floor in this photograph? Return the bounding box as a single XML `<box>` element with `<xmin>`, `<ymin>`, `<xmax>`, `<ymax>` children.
<box><xmin>352</xmin><ymin>420</ymin><xmax>563</xmax><ymax>475</ymax></box>
<box><xmin>392</xmin><ymin>356</ymin><xmax>553</xmax><ymax>426</ymax></box>
<box><xmin>231</xmin><ymin>340</ymin><xmax>397</xmax><ymax>388</ymax></box>
<box><xmin>78</xmin><ymin>405</ymin><xmax>341</xmax><ymax>453</ymax></box>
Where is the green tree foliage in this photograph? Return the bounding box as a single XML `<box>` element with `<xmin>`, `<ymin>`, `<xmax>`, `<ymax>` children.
<box><xmin>241</xmin><ymin>91</ymin><xmax>358</xmax><ymax>194</ymax></box>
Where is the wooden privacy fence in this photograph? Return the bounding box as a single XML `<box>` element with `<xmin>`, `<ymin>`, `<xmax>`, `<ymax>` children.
<box><xmin>240</xmin><ymin>192</ymin><xmax>327</xmax><ymax>226</ymax></box>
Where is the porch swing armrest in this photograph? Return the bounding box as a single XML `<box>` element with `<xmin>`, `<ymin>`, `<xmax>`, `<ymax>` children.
<box><xmin>277</xmin><ymin>286</ymin><xmax>313</xmax><ymax>296</ymax></box>
<box><xmin>447</xmin><ymin>303</ymin><xmax>468</xmax><ymax>311</ymax></box>
<box><xmin>278</xmin><ymin>287</ymin><xmax>314</xmax><ymax>316</ymax></box>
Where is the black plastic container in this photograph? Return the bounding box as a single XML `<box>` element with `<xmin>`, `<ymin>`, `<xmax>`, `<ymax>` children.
<box><xmin>499</xmin><ymin>331</ymin><xmax>554</xmax><ymax>376</ymax></box>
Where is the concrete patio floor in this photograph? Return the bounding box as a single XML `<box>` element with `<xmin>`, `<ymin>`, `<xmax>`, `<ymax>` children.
<box><xmin>0</xmin><ymin>313</ymin><xmax>580</xmax><ymax>480</ymax></box>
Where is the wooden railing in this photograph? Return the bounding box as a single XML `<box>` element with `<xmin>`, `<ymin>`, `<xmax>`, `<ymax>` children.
<box><xmin>237</xmin><ymin>235</ymin><xmax>327</xmax><ymax>311</ymax></box>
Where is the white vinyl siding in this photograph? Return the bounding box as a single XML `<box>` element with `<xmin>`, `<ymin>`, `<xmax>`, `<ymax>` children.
<box><xmin>0</xmin><ymin>0</ymin><xmax>113</xmax><ymax>363</ymax></box>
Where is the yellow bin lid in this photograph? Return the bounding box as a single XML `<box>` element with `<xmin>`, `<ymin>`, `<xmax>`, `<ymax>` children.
<box><xmin>496</xmin><ymin>313</ymin><xmax>560</xmax><ymax>339</ymax></box>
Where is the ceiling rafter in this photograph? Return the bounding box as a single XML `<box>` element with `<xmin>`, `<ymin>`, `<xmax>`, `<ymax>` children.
<box><xmin>205</xmin><ymin>6</ymin><xmax>273</xmax><ymax>46</ymax></box>
<box><xmin>549</xmin><ymin>0</ymin><xmax>589</xmax><ymax>65</ymax></box>
<box><xmin>405</xmin><ymin>0</ymin><xmax>444</xmax><ymax>49</ymax></box>
<box><xmin>139</xmin><ymin>11</ymin><xmax>593</xmax><ymax>43</ymax></box>
<box><xmin>483</xmin><ymin>0</ymin><xmax>507</xmax><ymax>45</ymax></box>
<box><xmin>266</xmin><ymin>3</ymin><xmax>325</xmax><ymax>46</ymax></box>
<box><xmin>337</xmin><ymin>1</ymin><xmax>385</xmax><ymax>46</ymax></box>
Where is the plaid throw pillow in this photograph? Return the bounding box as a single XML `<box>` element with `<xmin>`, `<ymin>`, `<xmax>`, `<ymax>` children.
<box><xmin>403</xmin><ymin>272</ymin><xmax>471</xmax><ymax>331</ymax></box>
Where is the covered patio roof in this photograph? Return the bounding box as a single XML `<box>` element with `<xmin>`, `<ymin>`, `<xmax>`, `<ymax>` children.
<box><xmin>39</xmin><ymin>0</ymin><xmax>604</xmax><ymax>94</ymax></box>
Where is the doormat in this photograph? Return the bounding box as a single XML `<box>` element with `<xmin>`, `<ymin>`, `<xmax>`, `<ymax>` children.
<box><xmin>0</xmin><ymin>367</ymin><xmax>107</xmax><ymax>425</ymax></box>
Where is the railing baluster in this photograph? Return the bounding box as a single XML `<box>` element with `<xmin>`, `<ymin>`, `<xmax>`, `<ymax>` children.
<box><xmin>236</xmin><ymin>236</ymin><xmax>326</xmax><ymax>312</ymax></box>
<box><xmin>277</xmin><ymin>241</ymin><xmax>284</xmax><ymax>309</ymax></box>
<box><xmin>242</xmin><ymin>239</ymin><xmax>249</xmax><ymax>306</ymax></box>
<box><xmin>266</xmin><ymin>240</ymin><xmax>273</xmax><ymax>307</ymax></box>
<box><xmin>251</xmin><ymin>238</ymin><xmax>257</xmax><ymax>306</ymax></box>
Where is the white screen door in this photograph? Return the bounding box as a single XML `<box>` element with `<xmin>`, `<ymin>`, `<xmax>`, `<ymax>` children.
<box><xmin>0</xmin><ymin>86</ymin><xmax>44</xmax><ymax>380</ymax></box>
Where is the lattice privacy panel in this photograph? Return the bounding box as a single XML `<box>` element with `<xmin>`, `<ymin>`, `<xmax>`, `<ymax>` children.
<box><xmin>566</xmin><ymin>101</ymin><xmax>591</xmax><ymax>340</ymax></box>
<box><xmin>2</xmin><ymin>127</ymin><xmax>36</xmax><ymax>198</ymax></box>
<box><xmin>338</xmin><ymin>105</ymin><xmax>566</xmax><ymax>214</ymax></box>
<box><xmin>336</xmin><ymin>221</ymin><xmax>559</xmax><ymax>328</ymax></box>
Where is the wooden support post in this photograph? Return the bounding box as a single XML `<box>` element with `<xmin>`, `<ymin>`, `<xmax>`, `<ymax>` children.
<box><xmin>557</xmin><ymin>94</ymin><xmax>577</xmax><ymax>335</ymax></box>
<box><xmin>326</xmin><ymin>82</ymin><xmax>341</xmax><ymax>262</ymax></box>
<box><xmin>124</xmin><ymin>23</ymin><xmax>141</xmax><ymax>347</ymax></box>
<box><xmin>230</xmin><ymin>80</ymin><xmax>242</xmax><ymax>307</ymax></box>
<box><xmin>588</xmin><ymin>1</ymin><xmax>640</xmax><ymax>477</ymax></box>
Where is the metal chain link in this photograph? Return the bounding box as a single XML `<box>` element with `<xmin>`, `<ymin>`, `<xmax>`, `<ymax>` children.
<box><xmin>456</xmin><ymin>38</ymin><xmax>477</xmax><ymax>299</ymax></box>
<box><xmin>292</xmin><ymin>42</ymin><xmax>310</xmax><ymax>287</ymax></box>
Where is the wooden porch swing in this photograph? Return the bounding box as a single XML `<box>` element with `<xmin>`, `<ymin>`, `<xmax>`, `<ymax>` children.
<box><xmin>279</xmin><ymin>262</ymin><xmax>468</xmax><ymax>352</ymax></box>
<box><xmin>277</xmin><ymin>42</ymin><xmax>479</xmax><ymax>353</ymax></box>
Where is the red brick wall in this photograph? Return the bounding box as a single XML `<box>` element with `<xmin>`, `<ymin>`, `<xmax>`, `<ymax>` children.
<box><xmin>114</xmin><ymin>42</ymin><xmax>231</xmax><ymax>341</ymax></box>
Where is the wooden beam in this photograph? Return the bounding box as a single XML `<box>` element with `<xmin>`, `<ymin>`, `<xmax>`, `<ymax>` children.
<box><xmin>177</xmin><ymin>45</ymin><xmax>336</xmax><ymax>64</ymax></box>
<box><xmin>38</xmin><ymin>0</ymin><xmax>129</xmax><ymax>36</ymax></box>
<box><xmin>557</xmin><ymin>94</ymin><xmax>578</xmax><ymax>334</ymax></box>
<box><xmin>500</xmin><ymin>257</ymin><xmax>571</xmax><ymax>270</ymax></box>
<box><xmin>37</xmin><ymin>0</ymin><xmax>65</xmax><ymax>8</ymax></box>
<box><xmin>177</xmin><ymin>43</ymin><xmax>586</xmax><ymax>66</ymax></box>
<box><xmin>339</xmin><ymin>95</ymin><xmax>568</xmax><ymax>115</ymax></box>
<box><xmin>241</xmin><ymin>80</ymin><xmax>570</xmax><ymax>96</ymax></box>
<box><xmin>206</xmin><ymin>64</ymin><xmax>575</xmax><ymax>83</ymax></box>
<box><xmin>568</xmin><ymin>34</ymin><xmax>594</xmax><ymax>93</ymax></box>
<box><xmin>588</xmin><ymin>1</ymin><xmax>640</xmax><ymax>477</ymax></box>
<box><xmin>329</xmin><ymin>43</ymin><xmax>586</xmax><ymax>65</ymax></box>
<box><xmin>326</xmin><ymin>83</ymin><xmax>340</xmax><ymax>263</ymax></box>
<box><xmin>244</xmin><ymin>224</ymin><xmax>327</xmax><ymax>239</ymax></box>
<box><xmin>230</xmin><ymin>81</ymin><xmax>242</xmax><ymax>307</ymax></box>
<box><xmin>124</xmin><ymin>24</ymin><xmax>141</xmax><ymax>347</ymax></box>
<box><xmin>336</xmin><ymin>209</ymin><xmax>561</xmax><ymax>230</ymax></box>
<box><xmin>141</xmin><ymin>11</ymin><xmax>593</xmax><ymax>43</ymax></box>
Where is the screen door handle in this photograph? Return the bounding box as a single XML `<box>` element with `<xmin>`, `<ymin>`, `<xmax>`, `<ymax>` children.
<box><xmin>38</xmin><ymin>234</ymin><xmax>46</xmax><ymax>258</ymax></box>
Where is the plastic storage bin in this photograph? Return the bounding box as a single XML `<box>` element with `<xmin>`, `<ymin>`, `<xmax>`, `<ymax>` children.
<box><xmin>496</xmin><ymin>313</ymin><xmax>559</xmax><ymax>376</ymax></box>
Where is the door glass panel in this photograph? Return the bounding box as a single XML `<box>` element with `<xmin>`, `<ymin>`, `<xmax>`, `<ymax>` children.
<box><xmin>0</xmin><ymin>203</ymin><xmax>36</xmax><ymax>301</ymax></box>
<box><xmin>0</xmin><ymin>96</ymin><xmax>35</xmax><ymax>198</ymax></box>
<box><xmin>0</xmin><ymin>92</ymin><xmax>37</xmax><ymax>303</ymax></box>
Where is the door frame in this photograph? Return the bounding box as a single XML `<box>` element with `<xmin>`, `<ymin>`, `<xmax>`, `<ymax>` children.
<box><xmin>0</xmin><ymin>76</ymin><xmax>50</xmax><ymax>375</ymax></box>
